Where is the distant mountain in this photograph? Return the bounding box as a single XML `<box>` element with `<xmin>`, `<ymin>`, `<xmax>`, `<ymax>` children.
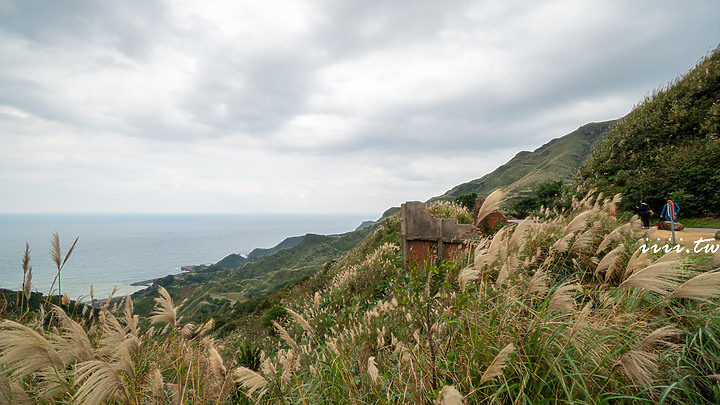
<box><xmin>203</xmin><ymin>220</ymin><xmax>376</xmax><ymax>270</ymax></box>
<box><xmin>355</xmin><ymin>220</ymin><xmax>375</xmax><ymax>231</ymax></box>
<box><xmin>430</xmin><ymin>120</ymin><xmax>616</xmax><ymax>203</ymax></box>
<box><xmin>131</xmin><ymin>224</ymin><xmax>378</xmax><ymax>320</ymax></box>
<box><xmin>246</xmin><ymin>235</ymin><xmax>305</xmax><ymax>262</ymax></box>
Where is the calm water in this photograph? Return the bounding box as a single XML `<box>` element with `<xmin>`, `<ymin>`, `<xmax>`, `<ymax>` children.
<box><xmin>0</xmin><ymin>213</ymin><xmax>374</xmax><ymax>299</ymax></box>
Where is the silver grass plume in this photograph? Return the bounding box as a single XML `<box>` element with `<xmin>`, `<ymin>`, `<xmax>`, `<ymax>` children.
<box><xmin>122</xmin><ymin>296</ymin><xmax>138</xmax><ymax>337</ymax></box>
<box><xmin>614</xmin><ymin>350</ymin><xmax>657</xmax><ymax>387</ymax></box>
<box><xmin>435</xmin><ymin>385</ymin><xmax>463</xmax><ymax>405</ymax></box>
<box><xmin>149</xmin><ymin>286</ymin><xmax>177</xmax><ymax>327</ymax></box>
<box><xmin>596</xmin><ymin>223</ymin><xmax>632</xmax><ymax>254</ymax></box>
<box><xmin>0</xmin><ymin>373</ymin><xmax>31</xmax><ymax>405</ymax></box>
<box><xmin>508</xmin><ymin>218</ymin><xmax>533</xmax><ymax>251</ymax></box>
<box><xmin>528</xmin><ymin>268</ymin><xmax>549</xmax><ymax>295</ymax></box>
<box><xmin>101</xmin><ymin>286</ymin><xmax>118</xmax><ymax>313</ymax></box>
<box><xmin>179</xmin><ymin>323</ymin><xmax>196</xmax><ymax>338</ymax></box>
<box><xmin>568</xmin><ymin>302</ymin><xmax>592</xmax><ymax>341</ymax></box>
<box><xmin>548</xmin><ymin>282</ymin><xmax>581</xmax><ymax>313</ymax></box>
<box><xmin>619</xmin><ymin>260</ymin><xmax>693</xmax><ymax>296</ymax></box>
<box><xmin>552</xmin><ymin>232</ymin><xmax>576</xmax><ymax>254</ymax></box>
<box><xmin>562</xmin><ymin>210</ymin><xmax>593</xmax><ymax>238</ymax></box>
<box><xmin>458</xmin><ymin>265</ymin><xmax>479</xmax><ymax>291</ymax></box>
<box><xmin>603</xmin><ymin>193</ymin><xmax>622</xmax><ymax>214</ymax></box>
<box><xmin>232</xmin><ymin>366</ymin><xmax>268</xmax><ymax>398</ymax></box>
<box><xmin>476</xmin><ymin>227</ymin><xmax>510</xmax><ymax>268</ymax></box>
<box><xmin>73</xmin><ymin>359</ymin><xmax>130</xmax><ymax>405</ymax></box>
<box><xmin>21</xmin><ymin>243</ymin><xmax>32</xmax><ymax>301</ymax></box>
<box><xmin>367</xmin><ymin>356</ymin><xmax>379</xmax><ymax>383</ymax></box>
<box><xmin>476</xmin><ymin>189</ymin><xmax>508</xmax><ymax>225</ymax></box>
<box><xmin>314</xmin><ymin>291</ymin><xmax>321</xmax><ymax>309</ymax></box>
<box><xmin>199</xmin><ymin>318</ymin><xmax>215</xmax><ymax>336</ymax></box>
<box><xmin>570</xmin><ymin>222</ymin><xmax>599</xmax><ymax>254</ymax></box>
<box><xmin>48</xmin><ymin>232</ymin><xmax>78</xmax><ymax>298</ymax></box>
<box><xmin>272</xmin><ymin>321</ymin><xmax>298</xmax><ymax>352</ymax></box>
<box><xmin>286</xmin><ymin>307</ymin><xmax>314</xmax><ymax>338</ymax></box>
<box><xmin>0</xmin><ymin>320</ymin><xmax>64</xmax><ymax>378</ymax></box>
<box><xmin>97</xmin><ymin>312</ymin><xmax>137</xmax><ymax>380</ymax></box>
<box><xmin>208</xmin><ymin>346</ymin><xmax>227</xmax><ymax>380</ymax></box>
<box><xmin>148</xmin><ymin>369</ymin><xmax>164</xmax><ymax>398</ymax></box>
<box><xmin>34</xmin><ymin>365</ymin><xmax>71</xmax><ymax>400</ymax></box>
<box><xmin>51</xmin><ymin>305</ymin><xmax>94</xmax><ymax>364</ymax></box>
<box><xmin>654</xmin><ymin>250</ymin><xmax>683</xmax><ymax>265</ymax></box>
<box><xmin>624</xmin><ymin>249</ymin><xmax>651</xmax><ymax>279</ymax></box>
<box><xmin>639</xmin><ymin>325</ymin><xmax>681</xmax><ymax>349</ymax></box>
<box><xmin>495</xmin><ymin>262</ymin><xmax>513</xmax><ymax>289</ymax></box>
<box><xmin>595</xmin><ymin>244</ymin><xmax>625</xmax><ymax>282</ymax></box>
<box><xmin>480</xmin><ymin>343</ymin><xmax>514</xmax><ymax>384</ymax></box>
<box><xmin>665</xmin><ymin>270</ymin><xmax>720</xmax><ymax>302</ymax></box>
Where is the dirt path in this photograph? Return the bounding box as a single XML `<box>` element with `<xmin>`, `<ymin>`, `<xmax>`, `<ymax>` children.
<box><xmin>640</xmin><ymin>228</ymin><xmax>720</xmax><ymax>252</ymax></box>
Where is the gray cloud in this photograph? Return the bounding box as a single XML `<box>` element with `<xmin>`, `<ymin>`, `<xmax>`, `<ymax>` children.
<box><xmin>1</xmin><ymin>0</ymin><xmax>720</xmax><ymax>213</ymax></box>
<box><xmin>0</xmin><ymin>0</ymin><xmax>172</xmax><ymax>58</ymax></box>
<box><xmin>180</xmin><ymin>49</ymin><xmax>322</xmax><ymax>135</ymax></box>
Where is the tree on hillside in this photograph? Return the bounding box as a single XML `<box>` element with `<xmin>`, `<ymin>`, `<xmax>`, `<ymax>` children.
<box><xmin>578</xmin><ymin>46</ymin><xmax>720</xmax><ymax>217</ymax></box>
<box><xmin>510</xmin><ymin>180</ymin><xmax>564</xmax><ymax>218</ymax></box>
<box><xmin>454</xmin><ymin>192</ymin><xmax>478</xmax><ymax>211</ymax></box>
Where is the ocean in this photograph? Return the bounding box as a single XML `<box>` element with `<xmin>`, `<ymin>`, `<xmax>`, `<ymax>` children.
<box><xmin>0</xmin><ymin>213</ymin><xmax>374</xmax><ymax>300</ymax></box>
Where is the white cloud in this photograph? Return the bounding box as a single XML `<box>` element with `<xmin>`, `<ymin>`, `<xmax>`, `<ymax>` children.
<box><xmin>1</xmin><ymin>0</ymin><xmax>719</xmax><ymax>214</ymax></box>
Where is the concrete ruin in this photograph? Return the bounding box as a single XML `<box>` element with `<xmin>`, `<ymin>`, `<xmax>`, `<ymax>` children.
<box><xmin>401</xmin><ymin>201</ymin><xmax>479</xmax><ymax>269</ymax></box>
<box><xmin>401</xmin><ymin>197</ymin><xmax>509</xmax><ymax>269</ymax></box>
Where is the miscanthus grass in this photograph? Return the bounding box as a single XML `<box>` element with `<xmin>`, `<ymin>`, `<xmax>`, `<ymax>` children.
<box><xmin>4</xmin><ymin>191</ymin><xmax>720</xmax><ymax>403</ymax></box>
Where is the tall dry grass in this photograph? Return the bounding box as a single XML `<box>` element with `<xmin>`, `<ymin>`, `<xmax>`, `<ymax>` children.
<box><xmin>219</xmin><ymin>190</ymin><xmax>720</xmax><ymax>403</ymax></box>
<box><xmin>4</xmin><ymin>191</ymin><xmax>720</xmax><ymax>403</ymax></box>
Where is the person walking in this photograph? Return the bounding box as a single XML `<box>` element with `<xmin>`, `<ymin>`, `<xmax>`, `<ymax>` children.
<box><xmin>659</xmin><ymin>199</ymin><xmax>680</xmax><ymax>223</ymax></box>
<box><xmin>636</xmin><ymin>200</ymin><xmax>652</xmax><ymax>229</ymax></box>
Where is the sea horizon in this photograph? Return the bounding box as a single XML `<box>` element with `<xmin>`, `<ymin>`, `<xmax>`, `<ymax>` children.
<box><xmin>0</xmin><ymin>212</ymin><xmax>377</xmax><ymax>300</ymax></box>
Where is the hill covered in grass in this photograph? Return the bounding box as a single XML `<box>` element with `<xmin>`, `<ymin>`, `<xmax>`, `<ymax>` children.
<box><xmin>431</xmin><ymin>120</ymin><xmax>615</xmax><ymax>203</ymax></box>
<box><xmin>130</xmin><ymin>224</ymin><xmax>379</xmax><ymax>322</ymax></box>
<box><xmin>579</xmin><ymin>47</ymin><xmax>720</xmax><ymax>217</ymax></box>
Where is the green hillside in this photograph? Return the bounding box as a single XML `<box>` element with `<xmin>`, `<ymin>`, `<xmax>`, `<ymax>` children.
<box><xmin>130</xmin><ymin>225</ymin><xmax>378</xmax><ymax>321</ymax></box>
<box><xmin>579</xmin><ymin>47</ymin><xmax>720</xmax><ymax>217</ymax></box>
<box><xmin>432</xmin><ymin>120</ymin><xmax>615</xmax><ymax>203</ymax></box>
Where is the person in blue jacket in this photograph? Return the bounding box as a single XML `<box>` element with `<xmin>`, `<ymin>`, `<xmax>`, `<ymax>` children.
<box><xmin>659</xmin><ymin>199</ymin><xmax>680</xmax><ymax>222</ymax></box>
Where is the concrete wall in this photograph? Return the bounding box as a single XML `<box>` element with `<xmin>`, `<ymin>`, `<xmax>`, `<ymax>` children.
<box><xmin>401</xmin><ymin>201</ymin><xmax>480</xmax><ymax>269</ymax></box>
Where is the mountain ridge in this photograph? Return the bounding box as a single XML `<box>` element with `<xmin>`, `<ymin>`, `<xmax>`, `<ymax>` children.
<box><xmin>430</xmin><ymin>120</ymin><xmax>616</xmax><ymax>203</ymax></box>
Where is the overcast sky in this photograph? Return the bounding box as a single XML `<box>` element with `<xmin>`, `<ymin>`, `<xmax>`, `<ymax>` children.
<box><xmin>1</xmin><ymin>1</ymin><xmax>718</xmax><ymax>216</ymax></box>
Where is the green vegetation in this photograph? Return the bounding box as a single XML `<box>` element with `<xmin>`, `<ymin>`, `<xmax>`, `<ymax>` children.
<box><xmin>579</xmin><ymin>46</ymin><xmax>720</xmax><ymax>217</ymax></box>
<box><xmin>682</xmin><ymin>217</ymin><xmax>720</xmax><ymax>229</ymax></box>
<box><xmin>426</xmin><ymin>200</ymin><xmax>474</xmax><ymax>224</ymax></box>
<box><xmin>130</xmin><ymin>225</ymin><xmax>378</xmax><ymax>325</ymax></box>
<box><xmin>454</xmin><ymin>192</ymin><xmax>478</xmax><ymax>211</ymax></box>
<box><xmin>510</xmin><ymin>180</ymin><xmax>566</xmax><ymax>218</ymax></box>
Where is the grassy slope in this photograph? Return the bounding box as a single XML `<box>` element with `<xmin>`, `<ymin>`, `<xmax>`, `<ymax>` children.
<box><xmin>131</xmin><ymin>225</ymin><xmax>377</xmax><ymax>321</ymax></box>
<box><xmin>579</xmin><ymin>47</ymin><xmax>720</xmax><ymax>217</ymax></box>
<box><xmin>431</xmin><ymin>120</ymin><xmax>615</xmax><ymax>202</ymax></box>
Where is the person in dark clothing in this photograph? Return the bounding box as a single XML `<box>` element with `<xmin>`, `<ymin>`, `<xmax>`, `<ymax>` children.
<box><xmin>636</xmin><ymin>200</ymin><xmax>651</xmax><ymax>229</ymax></box>
<box><xmin>659</xmin><ymin>199</ymin><xmax>680</xmax><ymax>223</ymax></box>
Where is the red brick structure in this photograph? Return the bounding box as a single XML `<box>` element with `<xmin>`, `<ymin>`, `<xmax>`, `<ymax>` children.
<box><xmin>473</xmin><ymin>196</ymin><xmax>509</xmax><ymax>232</ymax></box>
<box><xmin>401</xmin><ymin>201</ymin><xmax>481</xmax><ymax>269</ymax></box>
